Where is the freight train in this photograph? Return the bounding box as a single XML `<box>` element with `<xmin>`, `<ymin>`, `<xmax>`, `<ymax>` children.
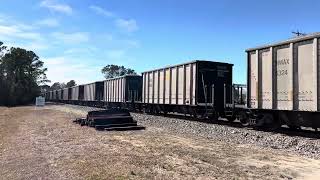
<box><xmin>45</xmin><ymin>33</ymin><xmax>320</xmax><ymax>130</ymax></box>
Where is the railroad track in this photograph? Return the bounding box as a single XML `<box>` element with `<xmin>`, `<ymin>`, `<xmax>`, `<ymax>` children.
<box><xmin>48</xmin><ymin>102</ymin><xmax>320</xmax><ymax>139</ymax></box>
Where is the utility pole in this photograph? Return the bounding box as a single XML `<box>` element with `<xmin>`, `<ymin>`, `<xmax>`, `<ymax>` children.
<box><xmin>292</xmin><ymin>30</ymin><xmax>306</xmax><ymax>37</ymax></box>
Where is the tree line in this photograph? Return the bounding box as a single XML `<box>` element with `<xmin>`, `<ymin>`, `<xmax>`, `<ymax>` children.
<box><xmin>0</xmin><ymin>41</ymin><xmax>137</xmax><ymax>106</ymax></box>
<box><xmin>47</xmin><ymin>64</ymin><xmax>137</xmax><ymax>91</ymax></box>
<box><xmin>40</xmin><ymin>80</ymin><xmax>77</xmax><ymax>92</ymax></box>
<box><xmin>0</xmin><ymin>42</ymin><xmax>49</xmax><ymax>106</ymax></box>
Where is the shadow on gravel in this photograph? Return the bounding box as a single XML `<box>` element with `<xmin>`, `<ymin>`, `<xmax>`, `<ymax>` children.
<box><xmin>271</xmin><ymin>128</ymin><xmax>320</xmax><ymax>139</ymax></box>
<box><xmin>45</xmin><ymin>102</ymin><xmax>67</xmax><ymax>106</ymax></box>
<box><xmin>151</xmin><ymin>113</ymin><xmax>320</xmax><ymax>139</ymax></box>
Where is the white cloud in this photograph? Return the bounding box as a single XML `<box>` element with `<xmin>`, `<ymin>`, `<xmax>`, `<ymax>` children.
<box><xmin>23</xmin><ymin>42</ymin><xmax>49</xmax><ymax>51</ymax></box>
<box><xmin>42</xmin><ymin>56</ymin><xmax>66</xmax><ymax>65</ymax></box>
<box><xmin>123</xmin><ymin>39</ymin><xmax>140</xmax><ymax>48</ymax></box>
<box><xmin>104</xmin><ymin>34</ymin><xmax>113</xmax><ymax>41</ymax></box>
<box><xmin>0</xmin><ymin>14</ymin><xmax>34</xmax><ymax>30</ymax></box>
<box><xmin>0</xmin><ymin>25</ymin><xmax>19</xmax><ymax>35</ymax></box>
<box><xmin>40</xmin><ymin>0</ymin><xmax>73</xmax><ymax>15</ymax></box>
<box><xmin>115</xmin><ymin>18</ymin><xmax>139</xmax><ymax>32</ymax></box>
<box><xmin>27</xmin><ymin>43</ymin><xmax>49</xmax><ymax>51</ymax></box>
<box><xmin>89</xmin><ymin>5</ymin><xmax>114</xmax><ymax>17</ymax></box>
<box><xmin>4</xmin><ymin>41</ymin><xmax>49</xmax><ymax>52</ymax></box>
<box><xmin>64</xmin><ymin>46</ymin><xmax>98</xmax><ymax>55</ymax></box>
<box><xmin>0</xmin><ymin>15</ymin><xmax>7</xmax><ymax>23</ymax></box>
<box><xmin>105</xmin><ymin>49</ymin><xmax>126</xmax><ymax>59</ymax></box>
<box><xmin>0</xmin><ymin>24</ymin><xmax>43</xmax><ymax>41</ymax></box>
<box><xmin>0</xmin><ymin>15</ymin><xmax>48</xmax><ymax>52</ymax></box>
<box><xmin>88</xmin><ymin>6</ymin><xmax>139</xmax><ymax>33</ymax></box>
<box><xmin>42</xmin><ymin>56</ymin><xmax>102</xmax><ymax>84</ymax></box>
<box><xmin>99</xmin><ymin>34</ymin><xmax>139</xmax><ymax>49</ymax></box>
<box><xmin>64</xmin><ymin>48</ymin><xmax>83</xmax><ymax>54</ymax></box>
<box><xmin>36</xmin><ymin>18</ymin><xmax>60</xmax><ymax>27</ymax></box>
<box><xmin>0</xmin><ymin>12</ymin><xmax>140</xmax><ymax>84</ymax></box>
<box><xmin>51</xmin><ymin>32</ymin><xmax>90</xmax><ymax>44</ymax></box>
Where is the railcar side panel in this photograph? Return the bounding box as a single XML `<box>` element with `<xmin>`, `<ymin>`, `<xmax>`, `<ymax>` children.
<box><xmin>185</xmin><ymin>64</ymin><xmax>191</xmax><ymax>105</ymax></box>
<box><xmin>71</xmin><ymin>86</ymin><xmax>79</xmax><ymax>101</ymax></box>
<box><xmin>84</xmin><ymin>83</ymin><xmax>94</xmax><ymax>101</ymax></box>
<box><xmin>276</xmin><ymin>44</ymin><xmax>293</xmax><ymax>110</ymax></box>
<box><xmin>121</xmin><ymin>78</ymin><xmax>124</xmax><ymax>102</ymax></box>
<box><xmin>260</xmin><ymin>48</ymin><xmax>273</xmax><ymax>109</ymax></box>
<box><xmin>249</xmin><ymin>51</ymin><xmax>258</xmax><ymax>108</ymax></box>
<box><xmin>142</xmin><ymin>62</ymin><xmax>198</xmax><ymax>106</ymax></box>
<box><xmin>178</xmin><ymin>66</ymin><xmax>184</xmax><ymax>104</ymax></box>
<box><xmin>246</xmin><ymin>33</ymin><xmax>320</xmax><ymax>128</ymax></box>
<box><xmin>295</xmin><ymin>40</ymin><xmax>317</xmax><ymax>111</ymax></box>
<box><xmin>108</xmin><ymin>81</ymin><xmax>111</xmax><ymax>102</ymax></box>
<box><xmin>111</xmin><ymin>80</ymin><xmax>114</xmax><ymax>102</ymax></box>
<box><xmin>142</xmin><ymin>74</ymin><xmax>145</xmax><ymax>103</ymax></box>
<box><xmin>165</xmin><ymin>69</ymin><xmax>170</xmax><ymax>104</ymax></box>
<box><xmin>159</xmin><ymin>70</ymin><xmax>164</xmax><ymax>103</ymax></box>
<box><xmin>57</xmin><ymin>89</ymin><xmax>62</xmax><ymax>100</ymax></box>
<box><xmin>154</xmin><ymin>71</ymin><xmax>159</xmax><ymax>104</ymax></box>
<box><xmin>148</xmin><ymin>72</ymin><xmax>153</xmax><ymax>103</ymax></box>
<box><xmin>103</xmin><ymin>76</ymin><xmax>141</xmax><ymax>103</ymax></box>
<box><xmin>192</xmin><ymin>63</ymin><xmax>196</xmax><ymax>105</ymax></box>
<box><xmin>142</xmin><ymin>61</ymin><xmax>230</xmax><ymax>109</ymax></box>
<box><xmin>171</xmin><ymin>67</ymin><xmax>177</xmax><ymax>104</ymax></box>
<box><xmin>63</xmin><ymin>88</ymin><xmax>68</xmax><ymax>100</ymax></box>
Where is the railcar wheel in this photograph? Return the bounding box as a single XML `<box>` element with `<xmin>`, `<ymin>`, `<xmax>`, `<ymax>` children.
<box><xmin>209</xmin><ymin>112</ymin><xmax>219</xmax><ymax>122</ymax></box>
<box><xmin>80</xmin><ymin>119</ymin><xmax>85</xmax><ymax>126</ymax></box>
<box><xmin>260</xmin><ymin>113</ymin><xmax>281</xmax><ymax>131</ymax></box>
<box><xmin>192</xmin><ymin>113</ymin><xmax>198</xmax><ymax>119</ymax></box>
<box><xmin>288</xmin><ymin>125</ymin><xmax>300</xmax><ymax>130</ymax></box>
<box><xmin>227</xmin><ymin>116</ymin><xmax>236</xmax><ymax>122</ymax></box>
<box><xmin>239</xmin><ymin>111</ymin><xmax>249</xmax><ymax>126</ymax></box>
<box><xmin>191</xmin><ymin>109</ymin><xmax>198</xmax><ymax>119</ymax></box>
<box><xmin>163</xmin><ymin>109</ymin><xmax>168</xmax><ymax>115</ymax></box>
<box><xmin>89</xmin><ymin>121</ymin><xmax>95</xmax><ymax>127</ymax></box>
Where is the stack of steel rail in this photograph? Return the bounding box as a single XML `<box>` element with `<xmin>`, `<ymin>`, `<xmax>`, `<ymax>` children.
<box><xmin>73</xmin><ymin>108</ymin><xmax>145</xmax><ymax>131</ymax></box>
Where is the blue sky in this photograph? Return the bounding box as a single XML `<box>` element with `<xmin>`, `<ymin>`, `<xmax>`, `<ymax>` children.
<box><xmin>0</xmin><ymin>0</ymin><xmax>320</xmax><ymax>85</ymax></box>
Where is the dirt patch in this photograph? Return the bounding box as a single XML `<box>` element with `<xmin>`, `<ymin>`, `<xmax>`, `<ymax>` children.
<box><xmin>0</xmin><ymin>105</ymin><xmax>320</xmax><ymax>179</ymax></box>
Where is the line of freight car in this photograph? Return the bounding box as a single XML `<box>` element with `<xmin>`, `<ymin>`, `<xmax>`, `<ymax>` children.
<box><xmin>44</xmin><ymin>32</ymin><xmax>320</xmax><ymax>131</ymax></box>
<box><xmin>246</xmin><ymin>32</ymin><xmax>320</xmax><ymax>130</ymax></box>
<box><xmin>45</xmin><ymin>60</ymin><xmax>247</xmax><ymax>121</ymax></box>
<box><xmin>47</xmin><ymin>75</ymin><xmax>143</xmax><ymax>110</ymax></box>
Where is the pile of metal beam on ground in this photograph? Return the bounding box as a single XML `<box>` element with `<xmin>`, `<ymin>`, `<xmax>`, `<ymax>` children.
<box><xmin>73</xmin><ymin>109</ymin><xmax>145</xmax><ymax>131</ymax></box>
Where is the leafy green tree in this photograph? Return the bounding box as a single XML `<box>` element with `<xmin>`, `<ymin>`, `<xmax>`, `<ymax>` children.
<box><xmin>0</xmin><ymin>44</ymin><xmax>49</xmax><ymax>106</ymax></box>
<box><xmin>101</xmin><ymin>64</ymin><xmax>136</xmax><ymax>79</ymax></box>
<box><xmin>49</xmin><ymin>80</ymin><xmax>75</xmax><ymax>90</ymax></box>
<box><xmin>50</xmin><ymin>82</ymin><xmax>65</xmax><ymax>90</ymax></box>
<box><xmin>66</xmin><ymin>80</ymin><xmax>76</xmax><ymax>88</ymax></box>
<box><xmin>0</xmin><ymin>41</ymin><xmax>7</xmax><ymax>104</ymax></box>
<box><xmin>39</xmin><ymin>84</ymin><xmax>50</xmax><ymax>92</ymax></box>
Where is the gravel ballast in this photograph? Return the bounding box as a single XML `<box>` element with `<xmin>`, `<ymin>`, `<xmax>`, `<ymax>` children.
<box><xmin>53</xmin><ymin>104</ymin><xmax>320</xmax><ymax>159</ymax></box>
